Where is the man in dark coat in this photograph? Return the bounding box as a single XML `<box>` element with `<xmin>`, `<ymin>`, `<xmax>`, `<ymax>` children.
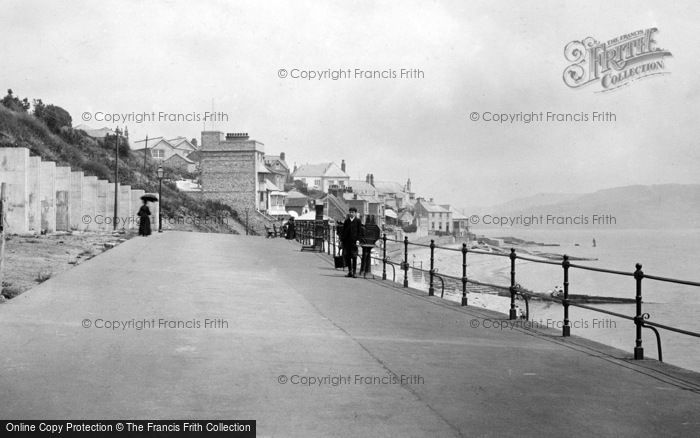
<box><xmin>360</xmin><ymin>215</ymin><xmax>381</xmax><ymax>276</ymax></box>
<box><xmin>341</xmin><ymin>207</ymin><xmax>363</xmax><ymax>278</ymax></box>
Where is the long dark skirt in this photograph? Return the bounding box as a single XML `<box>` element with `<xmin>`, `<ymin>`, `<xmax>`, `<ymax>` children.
<box><xmin>139</xmin><ymin>215</ymin><xmax>151</xmax><ymax>236</ymax></box>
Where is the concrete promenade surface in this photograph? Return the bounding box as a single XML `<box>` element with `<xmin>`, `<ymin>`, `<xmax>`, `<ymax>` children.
<box><xmin>1</xmin><ymin>232</ymin><xmax>699</xmax><ymax>437</ymax></box>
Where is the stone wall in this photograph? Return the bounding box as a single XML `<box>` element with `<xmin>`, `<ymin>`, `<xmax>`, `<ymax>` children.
<box><xmin>0</xmin><ymin>147</ymin><xmax>153</xmax><ymax>234</ymax></box>
<box><xmin>200</xmin><ymin>131</ymin><xmax>272</xmax><ymax>231</ymax></box>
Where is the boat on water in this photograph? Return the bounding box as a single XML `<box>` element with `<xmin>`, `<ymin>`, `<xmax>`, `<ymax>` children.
<box><xmin>549</xmin><ymin>290</ymin><xmax>635</xmax><ymax>304</ymax></box>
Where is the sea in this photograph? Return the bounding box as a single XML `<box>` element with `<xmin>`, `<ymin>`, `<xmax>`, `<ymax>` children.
<box><xmin>388</xmin><ymin>228</ymin><xmax>700</xmax><ymax>373</ymax></box>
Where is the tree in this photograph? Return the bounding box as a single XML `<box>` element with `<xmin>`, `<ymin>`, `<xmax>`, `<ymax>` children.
<box><xmin>1</xmin><ymin>89</ymin><xmax>30</xmax><ymax>112</ymax></box>
<box><xmin>36</xmin><ymin>104</ymin><xmax>72</xmax><ymax>133</ymax></box>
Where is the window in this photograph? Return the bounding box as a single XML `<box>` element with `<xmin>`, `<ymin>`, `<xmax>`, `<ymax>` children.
<box><xmin>152</xmin><ymin>149</ymin><xmax>165</xmax><ymax>159</ymax></box>
<box><xmin>439</xmin><ymin>223</ymin><xmax>442</xmax><ymax>230</ymax></box>
<box><xmin>431</xmin><ymin>222</ymin><xmax>435</xmax><ymax>230</ymax></box>
<box><xmin>314</xmin><ymin>179</ymin><xmax>321</xmax><ymax>187</ymax></box>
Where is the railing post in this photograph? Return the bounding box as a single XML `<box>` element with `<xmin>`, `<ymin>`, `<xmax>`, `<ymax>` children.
<box><xmin>403</xmin><ymin>236</ymin><xmax>409</xmax><ymax>287</ymax></box>
<box><xmin>461</xmin><ymin>243</ymin><xmax>468</xmax><ymax>306</ymax></box>
<box><xmin>382</xmin><ymin>234</ymin><xmax>387</xmax><ymax>280</ymax></box>
<box><xmin>428</xmin><ymin>239</ymin><xmax>435</xmax><ymax>296</ymax></box>
<box><xmin>332</xmin><ymin>224</ymin><xmax>336</xmax><ymax>257</ymax></box>
<box><xmin>509</xmin><ymin>248</ymin><xmax>517</xmax><ymax>320</ymax></box>
<box><xmin>562</xmin><ymin>254</ymin><xmax>571</xmax><ymax>337</ymax></box>
<box><xmin>634</xmin><ymin>263</ymin><xmax>644</xmax><ymax>360</ymax></box>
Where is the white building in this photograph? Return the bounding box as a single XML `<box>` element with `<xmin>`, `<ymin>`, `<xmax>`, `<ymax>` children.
<box><xmin>291</xmin><ymin>161</ymin><xmax>349</xmax><ymax>192</ymax></box>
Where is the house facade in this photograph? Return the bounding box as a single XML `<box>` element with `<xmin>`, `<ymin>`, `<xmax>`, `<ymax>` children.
<box><xmin>414</xmin><ymin>198</ymin><xmax>452</xmax><ymax>234</ymax></box>
<box><xmin>292</xmin><ymin>161</ymin><xmax>349</xmax><ymax>192</ymax></box>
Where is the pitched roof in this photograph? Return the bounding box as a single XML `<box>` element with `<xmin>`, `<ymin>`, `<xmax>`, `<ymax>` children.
<box><xmin>442</xmin><ymin>205</ymin><xmax>468</xmax><ymax>220</ymax></box>
<box><xmin>418</xmin><ymin>200</ymin><xmax>450</xmax><ymax>213</ymax></box>
<box><xmin>148</xmin><ymin>138</ymin><xmax>175</xmax><ymax>150</ymax></box>
<box><xmin>293</xmin><ymin>163</ymin><xmax>331</xmax><ymax>177</ymax></box>
<box><xmin>257</xmin><ymin>162</ymin><xmax>272</xmax><ymax>173</ymax></box>
<box><xmin>373</xmin><ymin>180</ymin><xmax>406</xmax><ymax>195</ymax></box>
<box><xmin>293</xmin><ymin>162</ymin><xmax>348</xmax><ymax>178</ymax></box>
<box><xmin>260</xmin><ymin>180</ymin><xmax>282</xmax><ymax>191</ymax></box>
<box><xmin>347</xmin><ymin>180</ymin><xmax>378</xmax><ymax>195</ymax></box>
<box><xmin>164</xmin><ymin>154</ymin><xmax>195</xmax><ymax>164</ymax></box>
<box><xmin>186</xmin><ymin>150</ymin><xmax>202</xmax><ymax>162</ymax></box>
<box><xmin>264</xmin><ymin>155</ymin><xmax>290</xmax><ymax>171</ymax></box>
<box><xmin>285</xmin><ymin>189</ymin><xmax>308</xmax><ymax>199</ymax></box>
<box><xmin>285</xmin><ymin>196</ymin><xmax>310</xmax><ymax>207</ymax></box>
<box><xmin>169</xmin><ymin>137</ymin><xmax>197</xmax><ymax>151</ymax></box>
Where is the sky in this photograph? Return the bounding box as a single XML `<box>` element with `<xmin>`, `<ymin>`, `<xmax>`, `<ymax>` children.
<box><xmin>2</xmin><ymin>0</ymin><xmax>699</xmax><ymax>211</ymax></box>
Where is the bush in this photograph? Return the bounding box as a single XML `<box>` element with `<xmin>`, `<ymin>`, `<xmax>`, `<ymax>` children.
<box><xmin>82</xmin><ymin>161</ymin><xmax>112</xmax><ymax>180</ymax></box>
<box><xmin>402</xmin><ymin>223</ymin><xmax>417</xmax><ymax>233</ymax></box>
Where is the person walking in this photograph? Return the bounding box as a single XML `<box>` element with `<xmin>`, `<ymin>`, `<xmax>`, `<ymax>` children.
<box><xmin>341</xmin><ymin>207</ymin><xmax>363</xmax><ymax>278</ymax></box>
<box><xmin>285</xmin><ymin>217</ymin><xmax>296</xmax><ymax>240</ymax></box>
<box><xmin>137</xmin><ymin>199</ymin><xmax>152</xmax><ymax>236</ymax></box>
<box><xmin>360</xmin><ymin>215</ymin><xmax>381</xmax><ymax>277</ymax></box>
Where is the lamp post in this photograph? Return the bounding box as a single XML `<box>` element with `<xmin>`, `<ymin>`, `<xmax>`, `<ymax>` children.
<box><xmin>244</xmin><ymin>207</ymin><xmax>249</xmax><ymax>235</ymax></box>
<box><xmin>157</xmin><ymin>165</ymin><xmax>164</xmax><ymax>233</ymax></box>
<box><xmin>113</xmin><ymin>127</ymin><xmax>121</xmax><ymax>231</ymax></box>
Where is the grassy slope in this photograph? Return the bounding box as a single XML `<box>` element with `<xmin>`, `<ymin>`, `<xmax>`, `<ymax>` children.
<box><xmin>0</xmin><ymin>105</ymin><xmax>246</xmax><ymax>234</ymax></box>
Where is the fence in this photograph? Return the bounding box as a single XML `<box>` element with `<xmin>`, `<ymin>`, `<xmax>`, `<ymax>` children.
<box><xmin>295</xmin><ymin>222</ymin><xmax>699</xmax><ymax>363</ymax></box>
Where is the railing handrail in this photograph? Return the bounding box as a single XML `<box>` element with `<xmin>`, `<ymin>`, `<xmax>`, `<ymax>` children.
<box><xmin>382</xmin><ymin>234</ymin><xmax>699</xmax><ymax>287</ymax></box>
<box><xmin>317</xmin><ymin>225</ymin><xmax>699</xmax><ymax>365</ymax></box>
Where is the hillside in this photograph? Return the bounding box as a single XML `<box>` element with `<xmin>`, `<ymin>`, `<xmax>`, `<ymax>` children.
<box><xmin>0</xmin><ymin>101</ymin><xmax>246</xmax><ymax>234</ymax></box>
<box><xmin>478</xmin><ymin>184</ymin><xmax>700</xmax><ymax>229</ymax></box>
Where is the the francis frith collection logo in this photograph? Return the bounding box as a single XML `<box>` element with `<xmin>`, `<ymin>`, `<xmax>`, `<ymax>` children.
<box><xmin>563</xmin><ymin>28</ymin><xmax>672</xmax><ymax>92</ymax></box>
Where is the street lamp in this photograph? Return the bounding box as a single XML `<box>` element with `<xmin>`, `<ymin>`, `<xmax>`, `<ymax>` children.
<box><xmin>244</xmin><ymin>207</ymin><xmax>249</xmax><ymax>235</ymax></box>
<box><xmin>113</xmin><ymin>127</ymin><xmax>121</xmax><ymax>231</ymax></box>
<box><xmin>157</xmin><ymin>165</ymin><xmax>164</xmax><ymax>233</ymax></box>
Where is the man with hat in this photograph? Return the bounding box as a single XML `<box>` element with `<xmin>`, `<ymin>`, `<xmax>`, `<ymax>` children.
<box><xmin>341</xmin><ymin>207</ymin><xmax>363</xmax><ymax>278</ymax></box>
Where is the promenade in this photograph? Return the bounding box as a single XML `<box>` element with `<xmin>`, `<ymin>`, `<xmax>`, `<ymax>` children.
<box><xmin>1</xmin><ymin>232</ymin><xmax>698</xmax><ymax>437</ymax></box>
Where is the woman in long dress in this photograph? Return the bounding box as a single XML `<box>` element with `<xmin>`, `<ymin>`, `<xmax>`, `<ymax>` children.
<box><xmin>138</xmin><ymin>199</ymin><xmax>152</xmax><ymax>236</ymax></box>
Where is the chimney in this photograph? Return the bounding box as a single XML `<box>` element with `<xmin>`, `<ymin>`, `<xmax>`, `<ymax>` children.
<box><xmin>430</xmin><ymin>197</ymin><xmax>434</xmax><ymax>203</ymax></box>
<box><xmin>280</xmin><ymin>152</ymin><xmax>285</xmax><ymax>161</ymax></box>
<box><xmin>370</xmin><ymin>174</ymin><xmax>374</xmax><ymax>186</ymax></box>
<box><xmin>366</xmin><ymin>174</ymin><xmax>370</xmax><ymax>183</ymax></box>
<box><xmin>341</xmin><ymin>159</ymin><xmax>346</xmax><ymax>173</ymax></box>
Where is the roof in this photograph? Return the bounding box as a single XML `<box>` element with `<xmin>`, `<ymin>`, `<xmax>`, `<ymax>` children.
<box><xmin>292</xmin><ymin>162</ymin><xmax>348</xmax><ymax>178</ymax></box>
<box><xmin>442</xmin><ymin>205</ymin><xmax>468</xmax><ymax>220</ymax></box>
<box><xmin>285</xmin><ymin>189</ymin><xmax>309</xmax><ymax>199</ymax></box>
<box><xmin>417</xmin><ymin>200</ymin><xmax>450</xmax><ymax>213</ymax></box>
<box><xmin>347</xmin><ymin>180</ymin><xmax>378</xmax><ymax>195</ymax></box>
<box><xmin>74</xmin><ymin>124</ymin><xmax>114</xmax><ymax>138</ymax></box>
<box><xmin>186</xmin><ymin>150</ymin><xmax>202</xmax><ymax>162</ymax></box>
<box><xmin>264</xmin><ymin>155</ymin><xmax>290</xmax><ymax>171</ymax></box>
<box><xmin>357</xmin><ymin>194</ymin><xmax>382</xmax><ymax>204</ymax></box>
<box><xmin>164</xmin><ymin>154</ymin><xmax>195</xmax><ymax>164</ymax></box>
<box><xmin>285</xmin><ymin>196</ymin><xmax>310</xmax><ymax>207</ymax></box>
<box><xmin>257</xmin><ymin>162</ymin><xmax>272</xmax><ymax>174</ymax></box>
<box><xmin>148</xmin><ymin>138</ymin><xmax>175</xmax><ymax>150</ymax></box>
<box><xmin>169</xmin><ymin>137</ymin><xmax>197</xmax><ymax>151</ymax></box>
<box><xmin>260</xmin><ymin>180</ymin><xmax>282</xmax><ymax>191</ymax></box>
<box><xmin>373</xmin><ymin>180</ymin><xmax>406</xmax><ymax>195</ymax></box>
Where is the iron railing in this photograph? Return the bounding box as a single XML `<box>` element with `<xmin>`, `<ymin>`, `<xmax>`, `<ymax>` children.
<box><xmin>302</xmin><ymin>223</ymin><xmax>699</xmax><ymax>363</ymax></box>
